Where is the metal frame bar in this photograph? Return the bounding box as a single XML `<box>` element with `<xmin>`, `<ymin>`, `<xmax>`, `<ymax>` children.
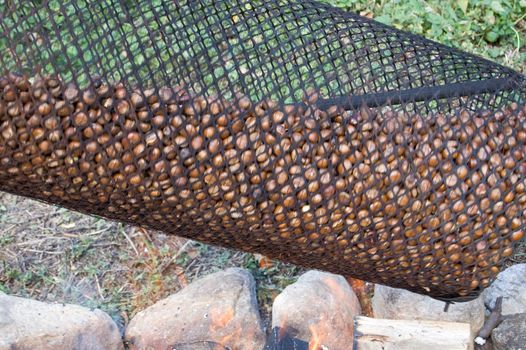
<box><xmin>315</xmin><ymin>76</ymin><xmax>522</xmax><ymax>110</ymax></box>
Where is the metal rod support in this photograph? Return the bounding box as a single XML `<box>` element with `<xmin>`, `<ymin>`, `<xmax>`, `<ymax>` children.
<box><xmin>315</xmin><ymin>76</ymin><xmax>522</xmax><ymax>110</ymax></box>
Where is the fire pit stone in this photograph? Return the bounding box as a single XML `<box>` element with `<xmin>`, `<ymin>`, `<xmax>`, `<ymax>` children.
<box><xmin>372</xmin><ymin>283</ymin><xmax>485</xmax><ymax>334</ymax></box>
<box><xmin>483</xmin><ymin>263</ymin><xmax>526</xmax><ymax>316</ymax></box>
<box><xmin>124</xmin><ymin>268</ymin><xmax>265</xmax><ymax>350</ymax></box>
<box><xmin>271</xmin><ymin>270</ymin><xmax>361</xmax><ymax>350</ymax></box>
<box><xmin>0</xmin><ymin>292</ymin><xmax>122</xmax><ymax>350</ymax></box>
<box><xmin>491</xmin><ymin>312</ymin><xmax>526</xmax><ymax>350</ymax></box>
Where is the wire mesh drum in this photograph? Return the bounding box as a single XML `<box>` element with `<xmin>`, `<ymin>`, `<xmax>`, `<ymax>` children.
<box><xmin>0</xmin><ymin>0</ymin><xmax>525</xmax><ymax>300</ymax></box>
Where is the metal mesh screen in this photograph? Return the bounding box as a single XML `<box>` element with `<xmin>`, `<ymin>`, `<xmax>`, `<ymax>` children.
<box><xmin>1</xmin><ymin>0</ymin><xmax>525</xmax><ymax>301</ymax></box>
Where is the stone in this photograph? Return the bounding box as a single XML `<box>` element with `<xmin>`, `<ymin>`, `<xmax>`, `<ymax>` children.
<box><xmin>0</xmin><ymin>292</ymin><xmax>123</xmax><ymax>350</ymax></box>
<box><xmin>484</xmin><ymin>263</ymin><xmax>526</xmax><ymax>316</ymax></box>
<box><xmin>125</xmin><ymin>268</ymin><xmax>265</xmax><ymax>350</ymax></box>
<box><xmin>372</xmin><ymin>284</ymin><xmax>485</xmax><ymax>334</ymax></box>
<box><xmin>271</xmin><ymin>270</ymin><xmax>361</xmax><ymax>350</ymax></box>
<box><xmin>492</xmin><ymin>313</ymin><xmax>526</xmax><ymax>350</ymax></box>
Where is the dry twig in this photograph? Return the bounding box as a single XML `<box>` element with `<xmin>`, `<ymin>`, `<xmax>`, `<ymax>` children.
<box><xmin>475</xmin><ymin>296</ymin><xmax>504</xmax><ymax>349</ymax></box>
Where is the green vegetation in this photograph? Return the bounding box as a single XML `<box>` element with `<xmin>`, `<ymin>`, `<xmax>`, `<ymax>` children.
<box><xmin>1</xmin><ymin>0</ymin><xmax>523</xmax><ymax>102</ymax></box>
<box><xmin>326</xmin><ymin>0</ymin><xmax>525</xmax><ymax>72</ymax></box>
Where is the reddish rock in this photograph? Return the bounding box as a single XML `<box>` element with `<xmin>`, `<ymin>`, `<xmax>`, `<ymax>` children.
<box><xmin>125</xmin><ymin>268</ymin><xmax>265</xmax><ymax>350</ymax></box>
<box><xmin>271</xmin><ymin>270</ymin><xmax>362</xmax><ymax>350</ymax></box>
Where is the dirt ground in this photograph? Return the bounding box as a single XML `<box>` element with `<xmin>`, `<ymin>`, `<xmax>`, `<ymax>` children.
<box><xmin>0</xmin><ymin>192</ymin><xmax>524</xmax><ymax>335</ymax></box>
<box><xmin>0</xmin><ymin>192</ymin><xmax>301</xmax><ymax>333</ymax></box>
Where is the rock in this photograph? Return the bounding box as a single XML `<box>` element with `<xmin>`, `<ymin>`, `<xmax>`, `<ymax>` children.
<box><xmin>372</xmin><ymin>284</ymin><xmax>485</xmax><ymax>334</ymax></box>
<box><xmin>484</xmin><ymin>263</ymin><xmax>526</xmax><ymax>316</ymax></box>
<box><xmin>0</xmin><ymin>292</ymin><xmax>123</xmax><ymax>350</ymax></box>
<box><xmin>125</xmin><ymin>268</ymin><xmax>265</xmax><ymax>350</ymax></box>
<box><xmin>271</xmin><ymin>270</ymin><xmax>361</xmax><ymax>350</ymax></box>
<box><xmin>491</xmin><ymin>313</ymin><xmax>526</xmax><ymax>350</ymax></box>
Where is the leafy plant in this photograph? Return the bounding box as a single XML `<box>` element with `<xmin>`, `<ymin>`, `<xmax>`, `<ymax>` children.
<box><xmin>323</xmin><ymin>0</ymin><xmax>525</xmax><ymax>71</ymax></box>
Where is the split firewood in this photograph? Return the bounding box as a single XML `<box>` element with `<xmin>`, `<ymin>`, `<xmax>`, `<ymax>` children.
<box><xmin>354</xmin><ymin>316</ymin><xmax>473</xmax><ymax>350</ymax></box>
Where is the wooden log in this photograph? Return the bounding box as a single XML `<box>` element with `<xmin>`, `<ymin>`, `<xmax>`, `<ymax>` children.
<box><xmin>353</xmin><ymin>316</ymin><xmax>473</xmax><ymax>350</ymax></box>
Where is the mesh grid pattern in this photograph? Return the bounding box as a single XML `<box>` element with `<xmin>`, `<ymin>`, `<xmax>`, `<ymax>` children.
<box><xmin>0</xmin><ymin>0</ymin><xmax>525</xmax><ymax>300</ymax></box>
